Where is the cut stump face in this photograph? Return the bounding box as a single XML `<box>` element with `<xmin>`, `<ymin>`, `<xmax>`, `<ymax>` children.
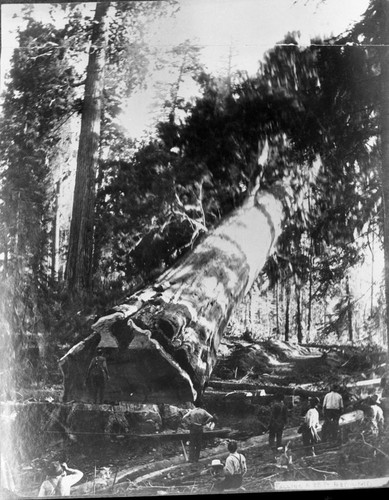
<box><xmin>60</xmin><ymin>189</ymin><xmax>284</xmax><ymax>404</ymax></box>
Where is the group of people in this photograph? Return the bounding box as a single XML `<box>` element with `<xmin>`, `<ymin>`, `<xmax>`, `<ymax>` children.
<box><xmin>268</xmin><ymin>384</ymin><xmax>345</xmax><ymax>456</ymax></box>
<box><xmin>37</xmin><ymin>378</ymin><xmax>389</xmax><ymax>496</ymax></box>
<box><xmin>268</xmin><ymin>382</ymin><xmax>387</xmax><ymax>457</ymax></box>
<box><xmin>180</xmin><ymin>407</ymin><xmax>247</xmax><ymax>491</ymax></box>
<box><xmin>44</xmin><ymin>350</ymin><xmax>387</xmax><ymax>496</ymax></box>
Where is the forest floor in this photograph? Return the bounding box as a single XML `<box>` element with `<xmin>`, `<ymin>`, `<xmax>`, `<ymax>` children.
<box><xmin>11</xmin><ymin>339</ymin><xmax>389</xmax><ymax>497</ymax></box>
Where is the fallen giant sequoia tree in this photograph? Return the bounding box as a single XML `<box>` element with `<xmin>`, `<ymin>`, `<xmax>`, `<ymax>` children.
<box><xmin>60</xmin><ymin>185</ymin><xmax>284</xmax><ymax>403</ymax></box>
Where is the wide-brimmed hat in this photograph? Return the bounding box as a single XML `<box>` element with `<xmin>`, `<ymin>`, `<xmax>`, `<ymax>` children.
<box><xmin>211</xmin><ymin>459</ymin><xmax>223</xmax><ymax>467</ymax></box>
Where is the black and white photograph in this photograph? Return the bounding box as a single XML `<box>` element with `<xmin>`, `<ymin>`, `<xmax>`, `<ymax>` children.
<box><xmin>1</xmin><ymin>0</ymin><xmax>389</xmax><ymax>497</ymax></box>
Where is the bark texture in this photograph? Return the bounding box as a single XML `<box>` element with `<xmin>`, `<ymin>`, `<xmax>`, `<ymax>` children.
<box><xmin>60</xmin><ymin>186</ymin><xmax>284</xmax><ymax>403</ymax></box>
<box><xmin>65</xmin><ymin>2</ymin><xmax>110</xmax><ymax>291</ymax></box>
<box><xmin>380</xmin><ymin>0</ymin><xmax>389</xmax><ymax>358</ymax></box>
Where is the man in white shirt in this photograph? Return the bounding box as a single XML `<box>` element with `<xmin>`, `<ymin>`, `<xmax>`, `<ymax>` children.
<box><xmin>182</xmin><ymin>407</ymin><xmax>216</xmax><ymax>462</ymax></box>
<box><xmin>38</xmin><ymin>462</ymin><xmax>83</xmax><ymax>497</ymax></box>
<box><xmin>215</xmin><ymin>441</ymin><xmax>247</xmax><ymax>491</ymax></box>
<box><xmin>301</xmin><ymin>398</ymin><xmax>320</xmax><ymax>456</ymax></box>
<box><xmin>363</xmin><ymin>395</ymin><xmax>384</xmax><ymax>439</ymax></box>
<box><xmin>322</xmin><ymin>384</ymin><xmax>344</xmax><ymax>443</ymax></box>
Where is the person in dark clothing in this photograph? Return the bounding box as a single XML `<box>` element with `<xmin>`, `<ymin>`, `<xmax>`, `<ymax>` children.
<box><xmin>268</xmin><ymin>394</ymin><xmax>288</xmax><ymax>450</ymax></box>
<box><xmin>86</xmin><ymin>348</ymin><xmax>109</xmax><ymax>404</ymax></box>
<box><xmin>380</xmin><ymin>369</ymin><xmax>389</xmax><ymax>426</ymax></box>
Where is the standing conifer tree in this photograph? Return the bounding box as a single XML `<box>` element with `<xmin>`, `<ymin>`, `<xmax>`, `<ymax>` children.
<box><xmin>378</xmin><ymin>0</ymin><xmax>389</xmax><ymax>356</ymax></box>
<box><xmin>66</xmin><ymin>2</ymin><xmax>110</xmax><ymax>293</ymax></box>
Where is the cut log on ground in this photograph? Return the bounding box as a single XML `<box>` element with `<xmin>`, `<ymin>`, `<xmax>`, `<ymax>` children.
<box><xmin>59</xmin><ymin>186</ymin><xmax>284</xmax><ymax>404</ymax></box>
<box><xmin>345</xmin><ymin>378</ymin><xmax>381</xmax><ymax>388</ymax></box>
<box><xmin>206</xmin><ymin>380</ymin><xmax>327</xmax><ymax>398</ymax></box>
<box><xmin>114</xmin><ymin>427</ymin><xmax>233</xmax><ymax>442</ymax></box>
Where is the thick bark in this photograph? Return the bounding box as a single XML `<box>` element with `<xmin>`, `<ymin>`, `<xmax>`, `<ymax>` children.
<box><xmin>51</xmin><ymin>181</ymin><xmax>60</xmax><ymax>281</ymax></box>
<box><xmin>65</xmin><ymin>2</ymin><xmax>110</xmax><ymax>292</ymax></box>
<box><xmin>60</xmin><ymin>186</ymin><xmax>284</xmax><ymax>403</ymax></box>
<box><xmin>380</xmin><ymin>0</ymin><xmax>389</xmax><ymax>358</ymax></box>
<box><xmin>295</xmin><ymin>283</ymin><xmax>303</xmax><ymax>344</ymax></box>
<box><xmin>284</xmin><ymin>281</ymin><xmax>290</xmax><ymax>342</ymax></box>
<box><xmin>345</xmin><ymin>275</ymin><xmax>353</xmax><ymax>342</ymax></box>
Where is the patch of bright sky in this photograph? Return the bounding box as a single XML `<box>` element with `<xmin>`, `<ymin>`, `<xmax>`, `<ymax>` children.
<box><xmin>1</xmin><ymin>0</ymin><xmax>370</xmax><ymax>139</ymax></box>
<box><xmin>120</xmin><ymin>0</ymin><xmax>371</xmax><ymax>139</ymax></box>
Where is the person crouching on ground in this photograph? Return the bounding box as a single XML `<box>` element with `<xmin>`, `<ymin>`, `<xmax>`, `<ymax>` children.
<box><xmin>38</xmin><ymin>461</ymin><xmax>83</xmax><ymax>497</ymax></box>
<box><xmin>214</xmin><ymin>440</ymin><xmax>247</xmax><ymax>491</ymax></box>
<box><xmin>301</xmin><ymin>397</ymin><xmax>321</xmax><ymax>457</ymax></box>
<box><xmin>268</xmin><ymin>394</ymin><xmax>288</xmax><ymax>450</ymax></box>
<box><xmin>203</xmin><ymin>459</ymin><xmax>225</xmax><ymax>491</ymax></box>
<box><xmin>182</xmin><ymin>406</ymin><xmax>216</xmax><ymax>462</ymax></box>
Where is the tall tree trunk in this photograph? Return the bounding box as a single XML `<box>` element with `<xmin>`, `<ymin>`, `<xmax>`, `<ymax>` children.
<box><xmin>367</xmin><ymin>226</ymin><xmax>375</xmax><ymax>317</ymax></box>
<box><xmin>275</xmin><ymin>281</ymin><xmax>280</xmax><ymax>336</ymax></box>
<box><xmin>3</xmin><ymin>228</ymin><xmax>8</xmax><ymax>277</ymax></box>
<box><xmin>295</xmin><ymin>282</ymin><xmax>303</xmax><ymax>344</ymax></box>
<box><xmin>51</xmin><ymin>181</ymin><xmax>60</xmax><ymax>281</ymax></box>
<box><xmin>65</xmin><ymin>2</ymin><xmax>110</xmax><ymax>293</ymax></box>
<box><xmin>284</xmin><ymin>280</ymin><xmax>291</xmax><ymax>342</ymax></box>
<box><xmin>380</xmin><ymin>0</ymin><xmax>389</xmax><ymax>357</ymax></box>
<box><xmin>346</xmin><ymin>275</ymin><xmax>353</xmax><ymax>342</ymax></box>
<box><xmin>60</xmin><ymin>186</ymin><xmax>284</xmax><ymax>404</ymax></box>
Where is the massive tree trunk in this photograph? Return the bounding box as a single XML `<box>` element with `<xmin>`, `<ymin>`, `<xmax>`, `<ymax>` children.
<box><xmin>65</xmin><ymin>2</ymin><xmax>110</xmax><ymax>292</ymax></box>
<box><xmin>60</xmin><ymin>186</ymin><xmax>284</xmax><ymax>404</ymax></box>
<box><xmin>380</xmin><ymin>0</ymin><xmax>389</xmax><ymax>358</ymax></box>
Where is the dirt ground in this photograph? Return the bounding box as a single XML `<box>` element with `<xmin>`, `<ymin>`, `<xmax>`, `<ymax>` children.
<box><xmin>11</xmin><ymin>340</ymin><xmax>389</xmax><ymax>497</ymax></box>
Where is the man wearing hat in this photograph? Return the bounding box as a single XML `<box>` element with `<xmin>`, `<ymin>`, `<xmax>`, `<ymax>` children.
<box><xmin>209</xmin><ymin>459</ymin><xmax>225</xmax><ymax>489</ymax></box>
<box><xmin>86</xmin><ymin>347</ymin><xmax>109</xmax><ymax>404</ymax></box>
<box><xmin>38</xmin><ymin>462</ymin><xmax>83</xmax><ymax>496</ymax></box>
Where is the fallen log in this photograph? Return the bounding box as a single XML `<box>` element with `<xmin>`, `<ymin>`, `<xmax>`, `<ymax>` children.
<box><xmin>345</xmin><ymin>378</ymin><xmax>381</xmax><ymax>388</ymax></box>
<box><xmin>206</xmin><ymin>380</ymin><xmax>326</xmax><ymax>398</ymax></box>
<box><xmin>202</xmin><ymin>389</ymin><xmax>274</xmax><ymax>407</ymax></box>
<box><xmin>120</xmin><ymin>427</ymin><xmax>232</xmax><ymax>442</ymax></box>
<box><xmin>60</xmin><ymin>185</ymin><xmax>284</xmax><ymax>404</ymax></box>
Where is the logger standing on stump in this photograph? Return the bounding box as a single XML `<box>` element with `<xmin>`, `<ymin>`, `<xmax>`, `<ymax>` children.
<box><xmin>182</xmin><ymin>407</ymin><xmax>216</xmax><ymax>462</ymax></box>
<box><xmin>86</xmin><ymin>348</ymin><xmax>109</xmax><ymax>404</ymax></box>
